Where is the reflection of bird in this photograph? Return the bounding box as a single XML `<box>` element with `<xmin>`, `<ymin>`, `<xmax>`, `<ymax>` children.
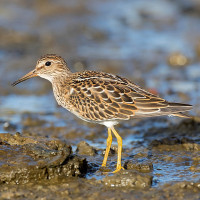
<box><xmin>12</xmin><ymin>54</ymin><xmax>192</xmax><ymax>173</ymax></box>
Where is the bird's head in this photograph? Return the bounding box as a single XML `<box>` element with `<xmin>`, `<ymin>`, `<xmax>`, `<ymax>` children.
<box><xmin>12</xmin><ymin>54</ymin><xmax>71</xmax><ymax>86</ymax></box>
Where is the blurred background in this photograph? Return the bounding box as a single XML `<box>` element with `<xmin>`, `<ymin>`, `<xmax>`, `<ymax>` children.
<box><xmin>0</xmin><ymin>0</ymin><xmax>200</xmax><ymax>191</ymax></box>
<box><xmin>0</xmin><ymin>0</ymin><xmax>200</xmax><ymax>130</ymax></box>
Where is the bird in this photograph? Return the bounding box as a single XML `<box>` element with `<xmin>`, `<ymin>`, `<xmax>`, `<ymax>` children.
<box><xmin>12</xmin><ymin>54</ymin><xmax>192</xmax><ymax>173</ymax></box>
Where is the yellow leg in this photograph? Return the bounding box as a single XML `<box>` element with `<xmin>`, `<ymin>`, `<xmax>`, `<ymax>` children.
<box><xmin>111</xmin><ymin>126</ymin><xmax>124</xmax><ymax>173</ymax></box>
<box><xmin>102</xmin><ymin>128</ymin><xmax>112</xmax><ymax>167</ymax></box>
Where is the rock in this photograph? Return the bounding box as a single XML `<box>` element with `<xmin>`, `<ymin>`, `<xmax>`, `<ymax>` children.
<box><xmin>76</xmin><ymin>141</ymin><xmax>97</xmax><ymax>156</ymax></box>
<box><xmin>102</xmin><ymin>170</ymin><xmax>152</xmax><ymax>188</ymax></box>
<box><xmin>124</xmin><ymin>160</ymin><xmax>153</xmax><ymax>172</ymax></box>
<box><xmin>150</xmin><ymin>136</ymin><xmax>200</xmax><ymax>151</ymax></box>
<box><xmin>0</xmin><ymin>133</ymin><xmax>87</xmax><ymax>184</ymax></box>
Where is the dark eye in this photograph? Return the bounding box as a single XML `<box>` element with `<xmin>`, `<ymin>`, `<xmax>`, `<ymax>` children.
<box><xmin>45</xmin><ymin>61</ymin><xmax>51</xmax><ymax>66</ymax></box>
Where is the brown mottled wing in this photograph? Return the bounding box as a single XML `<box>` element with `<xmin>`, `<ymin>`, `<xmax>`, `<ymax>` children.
<box><xmin>67</xmin><ymin>71</ymin><xmax>192</xmax><ymax>121</ymax></box>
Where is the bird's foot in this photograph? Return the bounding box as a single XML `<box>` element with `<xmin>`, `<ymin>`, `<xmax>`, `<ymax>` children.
<box><xmin>112</xmin><ymin>165</ymin><xmax>124</xmax><ymax>173</ymax></box>
<box><xmin>101</xmin><ymin>163</ymin><xmax>106</xmax><ymax>167</ymax></box>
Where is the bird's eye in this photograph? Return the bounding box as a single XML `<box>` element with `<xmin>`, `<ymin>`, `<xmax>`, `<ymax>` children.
<box><xmin>45</xmin><ymin>61</ymin><xmax>51</xmax><ymax>66</ymax></box>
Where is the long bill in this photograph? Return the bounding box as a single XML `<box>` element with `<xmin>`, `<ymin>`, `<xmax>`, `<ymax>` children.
<box><xmin>11</xmin><ymin>70</ymin><xmax>38</xmax><ymax>86</ymax></box>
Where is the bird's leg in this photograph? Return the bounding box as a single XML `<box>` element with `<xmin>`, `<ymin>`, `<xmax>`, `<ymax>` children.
<box><xmin>102</xmin><ymin>128</ymin><xmax>112</xmax><ymax>167</ymax></box>
<box><xmin>111</xmin><ymin>126</ymin><xmax>124</xmax><ymax>173</ymax></box>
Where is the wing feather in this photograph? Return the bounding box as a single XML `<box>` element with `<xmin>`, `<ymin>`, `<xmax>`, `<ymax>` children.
<box><xmin>64</xmin><ymin>71</ymin><xmax>192</xmax><ymax>121</ymax></box>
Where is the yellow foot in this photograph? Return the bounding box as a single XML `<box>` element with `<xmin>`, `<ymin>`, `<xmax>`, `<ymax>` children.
<box><xmin>101</xmin><ymin>163</ymin><xmax>106</xmax><ymax>167</ymax></box>
<box><xmin>112</xmin><ymin>166</ymin><xmax>125</xmax><ymax>173</ymax></box>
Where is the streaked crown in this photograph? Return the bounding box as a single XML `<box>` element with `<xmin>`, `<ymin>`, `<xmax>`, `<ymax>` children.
<box><xmin>35</xmin><ymin>54</ymin><xmax>71</xmax><ymax>81</ymax></box>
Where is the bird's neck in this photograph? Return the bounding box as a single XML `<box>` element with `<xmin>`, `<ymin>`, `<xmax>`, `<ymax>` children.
<box><xmin>46</xmin><ymin>69</ymin><xmax>72</xmax><ymax>84</ymax></box>
<box><xmin>51</xmin><ymin>72</ymin><xmax>71</xmax><ymax>84</ymax></box>
<box><xmin>51</xmin><ymin>73</ymin><xmax>72</xmax><ymax>107</ymax></box>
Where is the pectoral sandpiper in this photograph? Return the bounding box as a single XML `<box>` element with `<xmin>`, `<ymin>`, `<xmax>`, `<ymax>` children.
<box><xmin>12</xmin><ymin>54</ymin><xmax>192</xmax><ymax>173</ymax></box>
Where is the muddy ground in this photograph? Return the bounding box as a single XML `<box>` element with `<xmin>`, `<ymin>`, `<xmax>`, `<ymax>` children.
<box><xmin>0</xmin><ymin>0</ymin><xmax>200</xmax><ymax>199</ymax></box>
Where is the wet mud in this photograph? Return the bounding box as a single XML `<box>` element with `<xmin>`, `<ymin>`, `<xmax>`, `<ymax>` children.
<box><xmin>1</xmin><ymin>116</ymin><xmax>200</xmax><ymax>199</ymax></box>
<box><xmin>0</xmin><ymin>133</ymin><xmax>87</xmax><ymax>184</ymax></box>
<box><xmin>1</xmin><ymin>0</ymin><xmax>200</xmax><ymax>199</ymax></box>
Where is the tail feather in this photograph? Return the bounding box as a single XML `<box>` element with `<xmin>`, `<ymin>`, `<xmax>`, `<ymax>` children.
<box><xmin>160</xmin><ymin>102</ymin><xmax>192</xmax><ymax>113</ymax></box>
<box><xmin>167</xmin><ymin>102</ymin><xmax>193</xmax><ymax>118</ymax></box>
<box><xmin>171</xmin><ymin>112</ymin><xmax>191</xmax><ymax>118</ymax></box>
<box><xmin>134</xmin><ymin>102</ymin><xmax>192</xmax><ymax>118</ymax></box>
